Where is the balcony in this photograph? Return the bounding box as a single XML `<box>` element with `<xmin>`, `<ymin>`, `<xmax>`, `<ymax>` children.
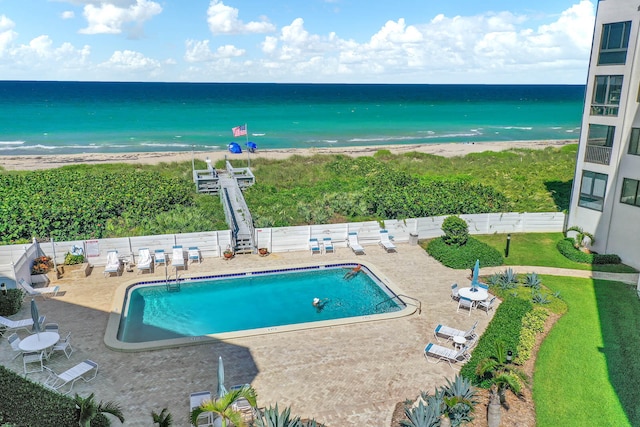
<box><xmin>590</xmin><ymin>104</ymin><xmax>619</xmax><ymax>116</ymax></box>
<box><xmin>584</xmin><ymin>145</ymin><xmax>612</xmax><ymax>165</ymax></box>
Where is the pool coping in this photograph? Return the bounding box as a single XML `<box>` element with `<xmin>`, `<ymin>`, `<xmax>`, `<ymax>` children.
<box><xmin>104</xmin><ymin>260</ymin><xmax>417</xmax><ymax>352</ymax></box>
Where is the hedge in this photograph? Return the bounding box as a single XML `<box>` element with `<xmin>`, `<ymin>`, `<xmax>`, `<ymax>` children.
<box><xmin>426</xmin><ymin>236</ymin><xmax>504</xmax><ymax>270</ymax></box>
<box><xmin>557</xmin><ymin>238</ymin><xmax>621</xmax><ymax>264</ymax></box>
<box><xmin>0</xmin><ymin>289</ymin><xmax>23</xmax><ymax>316</ymax></box>
<box><xmin>0</xmin><ymin>366</ymin><xmax>109</xmax><ymax>426</ymax></box>
<box><xmin>459</xmin><ymin>297</ymin><xmax>533</xmax><ymax>387</ymax></box>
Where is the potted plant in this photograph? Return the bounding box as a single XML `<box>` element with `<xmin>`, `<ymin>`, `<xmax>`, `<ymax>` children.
<box><xmin>258</xmin><ymin>248</ymin><xmax>269</xmax><ymax>256</ymax></box>
<box><xmin>223</xmin><ymin>247</ymin><xmax>234</xmax><ymax>259</ymax></box>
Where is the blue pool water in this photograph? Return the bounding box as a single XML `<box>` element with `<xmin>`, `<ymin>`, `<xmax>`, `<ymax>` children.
<box><xmin>117</xmin><ymin>264</ymin><xmax>404</xmax><ymax>343</ymax></box>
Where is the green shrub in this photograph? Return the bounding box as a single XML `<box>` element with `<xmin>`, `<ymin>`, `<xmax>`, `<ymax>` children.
<box><xmin>460</xmin><ymin>298</ymin><xmax>533</xmax><ymax>387</ymax></box>
<box><xmin>0</xmin><ymin>366</ymin><xmax>109</xmax><ymax>426</ymax></box>
<box><xmin>64</xmin><ymin>253</ymin><xmax>84</xmax><ymax>265</ymax></box>
<box><xmin>557</xmin><ymin>238</ymin><xmax>621</xmax><ymax>264</ymax></box>
<box><xmin>442</xmin><ymin>216</ymin><xmax>469</xmax><ymax>246</ymax></box>
<box><xmin>0</xmin><ymin>289</ymin><xmax>23</xmax><ymax>316</ymax></box>
<box><xmin>515</xmin><ymin>308</ymin><xmax>549</xmax><ymax>364</ymax></box>
<box><xmin>426</xmin><ymin>237</ymin><xmax>504</xmax><ymax>269</ymax></box>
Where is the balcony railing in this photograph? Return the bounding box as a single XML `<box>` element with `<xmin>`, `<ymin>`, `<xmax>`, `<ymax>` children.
<box><xmin>584</xmin><ymin>145</ymin><xmax>612</xmax><ymax>165</ymax></box>
<box><xmin>590</xmin><ymin>104</ymin><xmax>619</xmax><ymax>116</ymax></box>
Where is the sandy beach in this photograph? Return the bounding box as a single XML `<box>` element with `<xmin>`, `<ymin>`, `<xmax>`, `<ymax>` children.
<box><xmin>0</xmin><ymin>139</ymin><xmax>576</xmax><ymax>171</ymax></box>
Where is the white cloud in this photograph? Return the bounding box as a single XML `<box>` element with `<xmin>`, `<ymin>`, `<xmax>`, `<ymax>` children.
<box><xmin>207</xmin><ymin>0</ymin><xmax>275</xmax><ymax>35</ymax></box>
<box><xmin>101</xmin><ymin>49</ymin><xmax>161</xmax><ymax>71</ymax></box>
<box><xmin>80</xmin><ymin>0</ymin><xmax>162</xmax><ymax>35</ymax></box>
<box><xmin>184</xmin><ymin>39</ymin><xmax>245</xmax><ymax>63</ymax></box>
<box><xmin>0</xmin><ymin>15</ymin><xmax>19</xmax><ymax>56</ymax></box>
<box><xmin>61</xmin><ymin>11</ymin><xmax>75</xmax><ymax>20</ymax></box>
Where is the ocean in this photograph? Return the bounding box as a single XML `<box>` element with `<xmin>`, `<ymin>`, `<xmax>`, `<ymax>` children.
<box><xmin>0</xmin><ymin>81</ymin><xmax>585</xmax><ymax>155</ymax></box>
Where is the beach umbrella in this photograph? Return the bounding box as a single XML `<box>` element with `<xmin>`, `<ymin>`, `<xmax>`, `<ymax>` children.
<box><xmin>228</xmin><ymin>142</ymin><xmax>242</xmax><ymax>154</ymax></box>
<box><xmin>246</xmin><ymin>141</ymin><xmax>257</xmax><ymax>153</ymax></box>
<box><xmin>217</xmin><ymin>356</ymin><xmax>227</xmax><ymax>398</ymax></box>
<box><xmin>31</xmin><ymin>298</ymin><xmax>41</xmax><ymax>336</ymax></box>
<box><xmin>471</xmin><ymin>259</ymin><xmax>480</xmax><ymax>289</ymax></box>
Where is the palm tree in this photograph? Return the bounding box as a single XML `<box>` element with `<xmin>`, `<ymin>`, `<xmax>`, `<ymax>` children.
<box><xmin>476</xmin><ymin>342</ymin><xmax>528</xmax><ymax>427</ymax></box>
<box><xmin>74</xmin><ymin>393</ymin><xmax>125</xmax><ymax>427</ymax></box>
<box><xmin>190</xmin><ymin>385</ymin><xmax>257</xmax><ymax>427</ymax></box>
<box><xmin>566</xmin><ymin>226</ymin><xmax>595</xmax><ymax>249</ymax></box>
<box><xmin>151</xmin><ymin>407</ymin><xmax>173</xmax><ymax>427</ymax></box>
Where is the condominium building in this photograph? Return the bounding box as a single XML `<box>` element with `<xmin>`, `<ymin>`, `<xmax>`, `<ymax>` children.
<box><xmin>567</xmin><ymin>0</ymin><xmax>640</xmax><ymax>269</ymax></box>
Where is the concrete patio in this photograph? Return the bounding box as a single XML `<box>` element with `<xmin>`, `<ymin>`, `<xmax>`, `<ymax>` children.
<box><xmin>1</xmin><ymin>243</ymin><xmax>495</xmax><ymax>426</ymax></box>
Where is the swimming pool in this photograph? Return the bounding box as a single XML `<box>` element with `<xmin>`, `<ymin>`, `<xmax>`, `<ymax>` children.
<box><xmin>105</xmin><ymin>263</ymin><xmax>414</xmax><ymax>351</ymax></box>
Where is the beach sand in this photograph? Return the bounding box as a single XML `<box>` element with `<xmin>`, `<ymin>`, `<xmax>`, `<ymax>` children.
<box><xmin>0</xmin><ymin>139</ymin><xmax>576</xmax><ymax>171</ymax></box>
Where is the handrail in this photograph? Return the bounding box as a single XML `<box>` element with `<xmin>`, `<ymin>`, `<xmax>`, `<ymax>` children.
<box><xmin>376</xmin><ymin>294</ymin><xmax>421</xmax><ymax>315</ymax></box>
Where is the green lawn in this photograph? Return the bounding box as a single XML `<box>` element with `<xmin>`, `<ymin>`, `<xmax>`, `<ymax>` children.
<box><xmin>534</xmin><ymin>276</ymin><xmax>639</xmax><ymax>426</ymax></box>
<box><xmin>473</xmin><ymin>232</ymin><xmax>637</xmax><ymax>273</ymax></box>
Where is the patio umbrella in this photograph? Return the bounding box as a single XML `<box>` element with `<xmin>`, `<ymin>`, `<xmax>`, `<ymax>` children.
<box><xmin>30</xmin><ymin>298</ymin><xmax>41</xmax><ymax>336</ymax></box>
<box><xmin>246</xmin><ymin>141</ymin><xmax>257</xmax><ymax>153</ymax></box>
<box><xmin>471</xmin><ymin>259</ymin><xmax>480</xmax><ymax>290</ymax></box>
<box><xmin>228</xmin><ymin>142</ymin><xmax>242</xmax><ymax>154</ymax></box>
<box><xmin>217</xmin><ymin>356</ymin><xmax>228</xmax><ymax>398</ymax></box>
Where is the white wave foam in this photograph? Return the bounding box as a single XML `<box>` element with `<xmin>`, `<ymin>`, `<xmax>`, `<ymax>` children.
<box><xmin>0</xmin><ymin>140</ymin><xmax>25</xmax><ymax>145</ymax></box>
<box><xmin>498</xmin><ymin>126</ymin><xmax>533</xmax><ymax>130</ymax></box>
<box><xmin>140</xmin><ymin>143</ymin><xmax>192</xmax><ymax>148</ymax></box>
<box><xmin>252</xmin><ymin>133</ymin><xmax>265</xmax><ymax>136</ymax></box>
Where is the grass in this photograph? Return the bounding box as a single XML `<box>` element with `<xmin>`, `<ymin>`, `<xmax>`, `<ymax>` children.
<box><xmin>534</xmin><ymin>276</ymin><xmax>640</xmax><ymax>426</ymax></box>
<box><xmin>473</xmin><ymin>232</ymin><xmax>637</xmax><ymax>273</ymax></box>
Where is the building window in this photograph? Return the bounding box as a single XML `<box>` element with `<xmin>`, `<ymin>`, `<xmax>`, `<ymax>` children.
<box><xmin>629</xmin><ymin>128</ymin><xmax>640</xmax><ymax>156</ymax></box>
<box><xmin>591</xmin><ymin>75</ymin><xmax>622</xmax><ymax>116</ymax></box>
<box><xmin>585</xmin><ymin>124</ymin><xmax>614</xmax><ymax>165</ymax></box>
<box><xmin>621</xmin><ymin>178</ymin><xmax>640</xmax><ymax>207</ymax></box>
<box><xmin>598</xmin><ymin>21</ymin><xmax>631</xmax><ymax>65</ymax></box>
<box><xmin>579</xmin><ymin>170</ymin><xmax>608</xmax><ymax>211</ymax></box>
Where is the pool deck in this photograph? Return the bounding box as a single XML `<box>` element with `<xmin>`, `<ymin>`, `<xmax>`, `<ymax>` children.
<box><xmin>1</xmin><ymin>244</ymin><xmax>495</xmax><ymax>426</ymax></box>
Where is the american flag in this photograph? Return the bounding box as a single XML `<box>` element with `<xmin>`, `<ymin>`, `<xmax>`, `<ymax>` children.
<box><xmin>232</xmin><ymin>124</ymin><xmax>247</xmax><ymax>137</ymax></box>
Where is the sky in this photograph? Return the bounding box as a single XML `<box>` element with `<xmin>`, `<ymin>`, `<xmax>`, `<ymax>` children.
<box><xmin>0</xmin><ymin>0</ymin><xmax>596</xmax><ymax>84</ymax></box>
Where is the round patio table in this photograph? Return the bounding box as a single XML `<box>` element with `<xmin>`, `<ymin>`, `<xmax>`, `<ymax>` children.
<box><xmin>18</xmin><ymin>331</ymin><xmax>59</xmax><ymax>357</ymax></box>
<box><xmin>458</xmin><ymin>287</ymin><xmax>488</xmax><ymax>302</ymax></box>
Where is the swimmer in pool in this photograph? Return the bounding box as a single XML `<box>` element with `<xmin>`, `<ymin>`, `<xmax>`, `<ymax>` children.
<box><xmin>312</xmin><ymin>297</ymin><xmax>329</xmax><ymax>312</ymax></box>
<box><xmin>343</xmin><ymin>264</ymin><xmax>362</xmax><ymax>280</ymax></box>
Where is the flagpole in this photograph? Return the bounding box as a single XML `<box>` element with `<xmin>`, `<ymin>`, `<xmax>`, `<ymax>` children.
<box><xmin>245</xmin><ymin>123</ymin><xmax>250</xmax><ymax>168</ymax></box>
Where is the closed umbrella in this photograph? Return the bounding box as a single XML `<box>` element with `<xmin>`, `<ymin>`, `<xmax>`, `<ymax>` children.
<box><xmin>30</xmin><ymin>298</ymin><xmax>41</xmax><ymax>336</ymax></box>
<box><xmin>471</xmin><ymin>259</ymin><xmax>480</xmax><ymax>290</ymax></box>
<box><xmin>217</xmin><ymin>356</ymin><xmax>227</xmax><ymax>398</ymax></box>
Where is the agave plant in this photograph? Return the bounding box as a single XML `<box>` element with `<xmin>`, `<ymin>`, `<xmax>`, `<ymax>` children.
<box><xmin>502</xmin><ymin>268</ymin><xmax>518</xmax><ymax>285</ymax></box>
<box><xmin>400</xmin><ymin>399</ymin><xmax>440</xmax><ymax>427</ymax></box>
<box><xmin>440</xmin><ymin>375</ymin><xmax>478</xmax><ymax>427</ymax></box>
<box><xmin>531</xmin><ymin>290</ymin><xmax>550</xmax><ymax>304</ymax></box>
<box><xmin>523</xmin><ymin>272</ymin><xmax>541</xmax><ymax>289</ymax></box>
<box><xmin>487</xmin><ymin>273</ymin><xmax>503</xmax><ymax>286</ymax></box>
<box><xmin>253</xmin><ymin>404</ymin><xmax>304</xmax><ymax>427</ymax></box>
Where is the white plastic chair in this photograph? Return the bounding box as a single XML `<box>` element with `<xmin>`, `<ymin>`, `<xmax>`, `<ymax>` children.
<box><xmin>450</xmin><ymin>283</ymin><xmax>459</xmax><ymax>302</ymax></box>
<box><xmin>477</xmin><ymin>296</ymin><xmax>497</xmax><ymax>315</ymax></box>
<box><xmin>43</xmin><ymin>359</ymin><xmax>98</xmax><ymax>395</ymax></box>
<box><xmin>424</xmin><ymin>342</ymin><xmax>470</xmax><ymax>368</ymax></box>
<box><xmin>347</xmin><ymin>232</ymin><xmax>365</xmax><ymax>255</ymax></box>
<box><xmin>323</xmin><ymin>237</ymin><xmax>335</xmax><ymax>254</ymax></box>
<box><xmin>309</xmin><ymin>238</ymin><xmax>321</xmax><ymax>255</ymax></box>
<box><xmin>378</xmin><ymin>229</ymin><xmax>397</xmax><ymax>252</ymax></box>
<box><xmin>457</xmin><ymin>296</ymin><xmax>474</xmax><ymax>316</ymax></box>
<box><xmin>7</xmin><ymin>333</ymin><xmax>23</xmax><ymax>360</ymax></box>
<box><xmin>188</xmin><ymin>247</ymin><xmax>201</xmax><ymax>264</ymax></box>
<box><xmin>52</xmin><ymin>332</ymin><xmax>74</xmax><ymax>359</ymax></box>
<box><xmin>23</xmin><ymin>351</ymin><xmax>44</xmax><ymax>374</ymax></box>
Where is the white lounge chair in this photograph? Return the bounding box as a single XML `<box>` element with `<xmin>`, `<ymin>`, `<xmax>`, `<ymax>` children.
<box><xmin>323</xmin><ymin>237</ymin><xmax>335</xmax><ymax>254</ymax></box>
<box><xmin>424</xmin><ymin>342</ymin><xmax>470</xmax><ymax>368</ymax></box>
<box><xmin>378</xmin><ymin>229</ymin><xmax>397</xmax><ymax>252</ymax></box>
<box><xmin>188</xmin><ymin>247</ymin><xmax>201</xmax><ymax>264</ymax></box>
<box><xmin>477</xmin><ymin>296</ymin><xmax>497</xmax><ymax>315</ymax></box>
<box><xmin>137</xmin><ymin>248</ymin><xmax>153</xmax><ymax>274</ymax></box>
<box><xmin>0</xmin><ymin>314</ymin><xmax>45</xmax><ymax>335</ymax></box>
<box><xmin>103</xmin><ymin>250</ymin><xmax>122</xmax><ymax>277</ymax></box>
<box><xmin>309</xmin><ymin>238</ymin><xmax>321</xmax><ymax>255</ymax></box>
<box><xmin>154</xmin><ymin>249</ymin><xmax>167</xmax><ymax>266</ymax></box>
<box><xmin>457</xmin><ymin>296</ymin><xmax>474</xmax><ymax>316</ymax></box>
<box><xmin>18</xmin><ymin>278</ymin><xmax>60</xmax><ymax>299</ymax></box>
<box><xmin>434</xmin><ymin>320</ymin><xmax>478</xmax><ymax>343</ymax></box>
<box><xmin>347</xmin><ymin>232</ymin><xmax>365</xmax><ymax>255</ymax></box>
<box><xmin>172</xmin><ymin>245</ymin><xmax>185</xmax><ymax>270</ymax></box>
<box><xmin>43</xmin><ymin>359</ymin><xmax>98</xmax><ymax>395</ymax></box>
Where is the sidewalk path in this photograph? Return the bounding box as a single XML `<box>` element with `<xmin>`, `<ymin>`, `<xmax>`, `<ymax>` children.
<box><xmin>480</xmin><ymin>266</ymin><xmax>639</xmax><ymax>286</ymax></box>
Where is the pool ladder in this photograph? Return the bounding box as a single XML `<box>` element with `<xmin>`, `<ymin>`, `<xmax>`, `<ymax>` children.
<box><xmin>166</xmin><ymin>273</ymin><xmax>182</xmax><ymax>292</ymax></box>
<box><xmin>375</xmin><ymin>294</ymin><xmax>421</xmax><ymax>315</ymax></box>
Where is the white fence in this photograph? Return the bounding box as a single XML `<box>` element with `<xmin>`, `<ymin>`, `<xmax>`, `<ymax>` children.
<box><xmin>0</xmin><ymin>212</ymin><xmax>565</xmax><ymax>286</ymax></box>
